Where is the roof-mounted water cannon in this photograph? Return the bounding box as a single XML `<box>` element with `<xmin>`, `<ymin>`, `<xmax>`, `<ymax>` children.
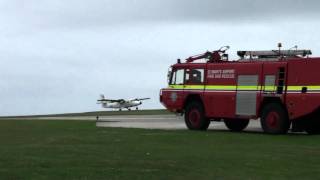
<box><xmin>185</xmin><ymin>46</ymin><xmax>230</xmax><ymax>63</ymax></box>
<box><xmin>219</xmin><ymin>45</ymin><xmax>230</xmax><ymax>52</ymax></box>
<box><xmin>216</xmin><ymin>45</ymin><xmax>230</xmax><ymax>62</ymax></box>
<box><xmin>289</xmin><ymin>45</ymin><xmax>298</xmax><ymax>51</ymax></box>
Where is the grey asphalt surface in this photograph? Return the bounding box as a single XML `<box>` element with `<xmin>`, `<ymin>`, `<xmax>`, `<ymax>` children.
<box><xmin>94</xmin><ymin>114</ymin><xmax>263</xmax><ymax>132</ymax></box>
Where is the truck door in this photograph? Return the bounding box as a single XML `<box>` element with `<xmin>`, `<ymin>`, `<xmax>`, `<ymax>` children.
<box><xmin>166</xmin><ymin>68</ymin><xmax>185</xmax><ymax>110</ymax></box>
<box><xmin>261</xmin><ymin>62</ymin><xmax>288</xmax><ymax>103</ymax></box>
<box><xmin>185</xmin><ymin>68</ymin><xmax>205</xmax><ymax>89</ymax></box>
<box><xmin>184</xmin><ymin>67</ymin><xmax>205</xmax><ymax>103</ymax></box>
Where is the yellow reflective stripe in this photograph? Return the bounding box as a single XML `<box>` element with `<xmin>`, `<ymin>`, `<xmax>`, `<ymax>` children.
<box><xmin>306</xmin><ymin>86</ymin><xmax>320</xmax><ymax>91</ymax></box>
<box><xmin>206</xmin><ymin>85</ymin><xmax>236</xmax><ymax>90</ymax></box>
<box><xmin>168</xmin><ymin>85</ymin><xmax>320</xmax><ymax>91</ymax></box>
<box><xmin>264</xmin><ymin>86</ymin><xmax>276</xmax><ymax>91</ymax></box>
<box><xmin>287</xmin><ymin>86</ymin><xmax>320</xmax><ymax>91</ymax></box>
<box><xmin>287</xmin><ymin>86</ymin><xmax>301</xmax><ymax>91</ymax></box>
<box><xmin>168</xmin><ymin>85</ymin><xmax>184</xmax><ymax>89</ymax></box>
<box><xmin>237</xmin><ymin>86</ymin><xmax>260</xmax><ymax>90</ymax></box>
<box><xmin>184</xmin><ymin>85</ymin><xmax>205</xmax><ymax>89</ymax></box>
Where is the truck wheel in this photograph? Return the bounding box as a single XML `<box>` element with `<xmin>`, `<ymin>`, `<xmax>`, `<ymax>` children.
<box><xmin>260</xmin><ymin>103</ymin><xmax>290</xmax><ymax>134</ymax></box>
<box><xmin>185</xmin><ymin>101</ymin><xmax>210</xmax><ymax>130</ymax></box>
<box><xmin>224</xmin><ymin>119</ymin><xmax>249</xmax><ymax>132</ymax></box>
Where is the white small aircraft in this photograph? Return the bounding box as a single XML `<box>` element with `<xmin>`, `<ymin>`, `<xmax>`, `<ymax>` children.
<box><xmin>97</xmin><ymin>95</ymin><xmax>150</xmax><ymax>111</ymax></box>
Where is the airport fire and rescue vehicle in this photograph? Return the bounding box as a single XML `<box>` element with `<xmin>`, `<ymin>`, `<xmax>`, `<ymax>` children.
<box><xmin>160</xmin><ymin>44</ymin><xmax>320</xmax><ymax>134</ymax></box>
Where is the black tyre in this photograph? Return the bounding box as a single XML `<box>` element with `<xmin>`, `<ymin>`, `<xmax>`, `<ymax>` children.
<box><xmin>260</xmin><ymin>103</ymin><xmax>290</xmax><ymax>134</ymax></box>
<box><xmin>305</xmin><ymin>116</ymin><xmax>320</xmax><ymax>135</ymax></box>
<box><xmin>224</xmin><ymin>119</ymin><xmax>249</xmax><ymax>132</ymax></box>
<box><xmin>185</xmin><ymin>101</ymin><xmax>210</xmax><ymax>130</ymax></box>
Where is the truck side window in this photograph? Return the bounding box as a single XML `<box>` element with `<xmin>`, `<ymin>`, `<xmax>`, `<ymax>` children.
<box><xmin>170</xmin><ymin>69</ymin><xmax>184</xmax><ymax>85</ymax></box>
<box><xmin>185</xmin><ymin>69</ymin><xmax>204</xmax><ymax>84</ymax></box>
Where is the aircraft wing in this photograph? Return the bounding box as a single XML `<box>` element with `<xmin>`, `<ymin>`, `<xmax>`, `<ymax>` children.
<box><xmin>132</xmin><ymin>98</ymin><xmax>150</xmax><ymax>101</ymax></box>
<box><xmin>97</xmin><ymin>99</ymin><xmax>126</xmax><ymax>103</ymax></box>
<box><xmin>116</xmin><ymin>99</ymin><xmax>126</xmax><ymax>103</ymax></box>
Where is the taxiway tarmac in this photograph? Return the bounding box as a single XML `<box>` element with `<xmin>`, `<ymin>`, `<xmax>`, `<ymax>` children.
<box><xmin>93</xmin><ymin>114</ymin><xmax>262</xmax><ymax>132</ymax></box>
<box><xmin>3</xmin><ymin>114</ymin><xmax>262</xmax><ymax>132</ymax></box>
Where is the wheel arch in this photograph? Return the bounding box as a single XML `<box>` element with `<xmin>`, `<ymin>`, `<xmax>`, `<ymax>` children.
<box><xmin>259</xmin><ymin>97</ymin><xmax>288</xmax><ymax>118</ymax></box>
<box><xmin>184</xmin><ymin>94</ymin><xmax>205</xmax><ymax>112</ymax></box>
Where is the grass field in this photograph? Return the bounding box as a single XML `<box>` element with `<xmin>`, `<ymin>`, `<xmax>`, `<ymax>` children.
<box><xmin>1</xmin><ymin>120</ymin><xmax>320</xmax><ymax>179</ymax></box>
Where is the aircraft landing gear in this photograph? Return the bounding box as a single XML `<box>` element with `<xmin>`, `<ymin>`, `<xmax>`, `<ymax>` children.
<box><xmin>128</xmin><ymin>108</ymin><xmax>131</xmax><ymax>111</ymax></box>
<box><xmin>136</xmin><ymin>107</ymin><xmax>138</xmax><ymax>110</ymax></box>
<box><xmin>119</xmin><ymin>109</ymin><xmax>122</xmax><ymax>111</ymax></box>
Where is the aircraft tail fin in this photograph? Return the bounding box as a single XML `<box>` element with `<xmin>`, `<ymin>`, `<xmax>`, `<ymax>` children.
<box><xmin>100</xmin><ymin>94</ymin><xmax>105</xmax><ymax>100</ymax></box>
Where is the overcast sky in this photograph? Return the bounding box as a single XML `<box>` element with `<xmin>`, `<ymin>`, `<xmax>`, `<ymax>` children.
<box><xmin>1</xmin><ymin>0</ymin><xmax>320</xmax><ymax>115</ymax></box>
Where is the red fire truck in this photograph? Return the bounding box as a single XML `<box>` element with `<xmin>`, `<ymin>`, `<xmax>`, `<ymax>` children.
<box><xmin>160</xmin><ymin>45</ymin><xmax>320</xmax><ymax>134</ymax></box>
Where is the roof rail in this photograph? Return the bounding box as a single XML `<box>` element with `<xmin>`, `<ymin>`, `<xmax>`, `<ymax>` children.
<box><xmin>237</xmin><ymin>50</ymin><xmax>312</xmax><ymax>59</ymax></box>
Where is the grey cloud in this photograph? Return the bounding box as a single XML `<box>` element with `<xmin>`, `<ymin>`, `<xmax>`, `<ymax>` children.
<box><xmin>2</xmin><ymin>0</ymin><xmax>320</xmax><ymax>30</ymax></box>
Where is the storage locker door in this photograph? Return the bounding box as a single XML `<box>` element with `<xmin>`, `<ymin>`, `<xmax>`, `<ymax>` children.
<box><xmin>236</xmin><ymin>75</ymin><xmax>259</xmax><ymax>116</ymax></box>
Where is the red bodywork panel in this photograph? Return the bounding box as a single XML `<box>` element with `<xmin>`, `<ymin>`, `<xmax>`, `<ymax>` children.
<box><xmin>286</xmin><ymin>59</ymin><xmax>320</xmax><ymax>119</ymax></box>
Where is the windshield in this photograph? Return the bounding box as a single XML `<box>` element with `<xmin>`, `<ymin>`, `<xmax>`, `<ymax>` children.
<box><xmin>170</xmin><ymin>69</ymin><xmax>184</xmax><ymax>85</ymax></box>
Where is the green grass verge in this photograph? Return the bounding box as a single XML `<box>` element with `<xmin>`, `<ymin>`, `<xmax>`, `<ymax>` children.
<box><xmin>0</xmin><ymin>109</ymin><xmax>172</xmax><ymax>118</ymax></box>
<box><xmin>0</xmin><ymin>120</ymin><xmax>319</xmax><ymax>180</ymax></box>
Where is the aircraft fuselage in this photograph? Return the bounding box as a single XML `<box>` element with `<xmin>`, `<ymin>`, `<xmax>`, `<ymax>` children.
<box><xmin>102</xmin><ymin>100</ymin><xmax>142</xmax><ymax>109</ymax></box>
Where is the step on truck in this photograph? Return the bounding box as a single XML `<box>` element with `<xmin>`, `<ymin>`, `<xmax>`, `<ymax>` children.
<box><xmin>160</xmin><ymin>44</ymin><xmax>320</xmax><ymax>134</ymax></box>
